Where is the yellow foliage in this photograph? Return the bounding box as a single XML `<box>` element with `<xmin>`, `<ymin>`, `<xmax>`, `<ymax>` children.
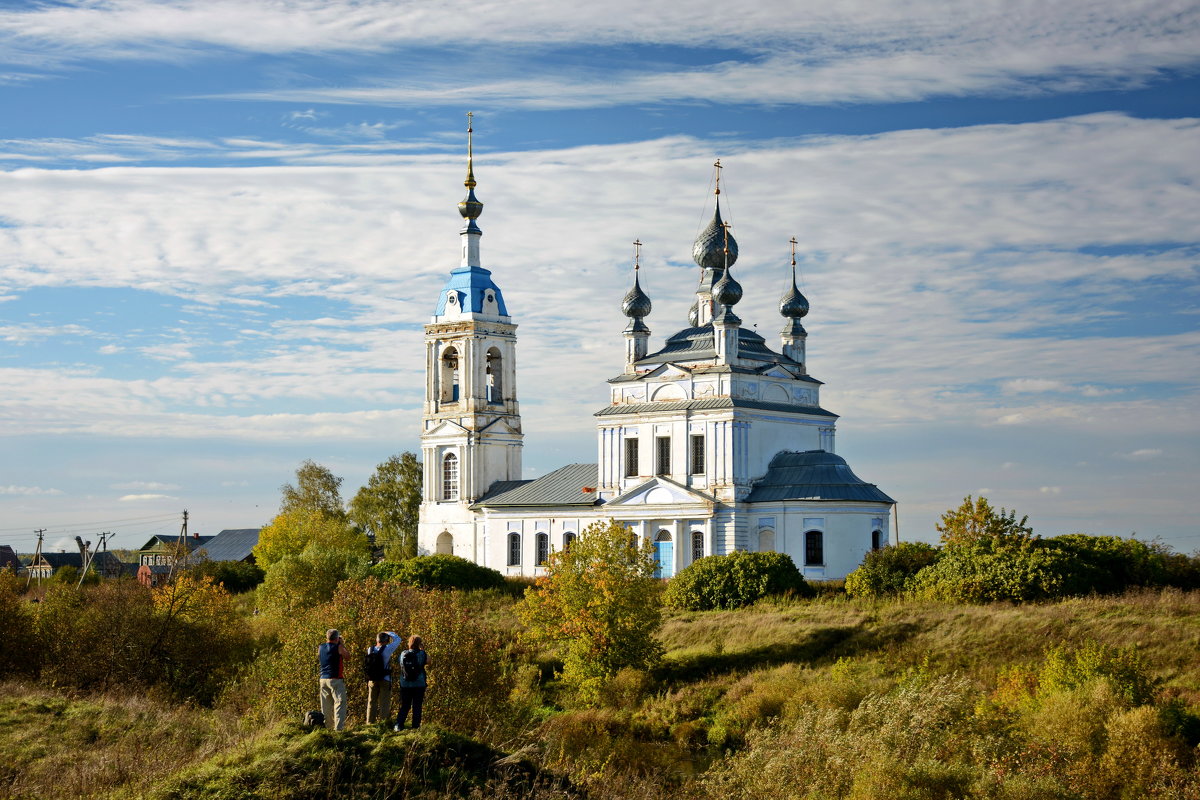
<box><xmin>253</xmin><ymin>506</ymin><xmax>369</xmax><ymax>569</ymax></box>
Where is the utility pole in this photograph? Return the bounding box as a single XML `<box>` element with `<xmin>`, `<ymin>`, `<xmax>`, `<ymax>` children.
<box><xmin>26</xmin><ymin>528</ymin><xmax>45</xmax><ymax>588</ymax></box>
<box><xmin>167</xmin><ymin>509</ymin><xmax>188</xmax><ymax>584</ymax></box>
<box><xmin>77</xmin><ymin>531</ymin><xmax>114</xmax><ymax>587</ymax></box>
<box><xmin>75</xmin><ymin>535</ymin><xmax>92</xmax><ymax>588</ymax></box>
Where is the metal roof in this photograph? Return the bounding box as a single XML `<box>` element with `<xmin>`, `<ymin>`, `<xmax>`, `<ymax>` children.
<box><xmin>432</xmin><ymin>266</ymin><xmax>509</xmax><ymax>317</ymax></box>
<box><xmin>138</xmin><ymin>534</ymin><xmax>215</xmax><ymax>552</ymax></box>
<box><xmin>636</xmin><ymin>324</ymin><xmax>792</xmax><ymax>366</ymax></box>
<box><xmin>595</xmin><ymin>397</ymin><xmax>837</xmax><ymax>418</ymax></box>
<box><xmin>609</xmin><ymin>363</ymin><xmax>822</xmax><ymax>385</ymax></box>
<box><xmin>0</xmin><ymin>545</ymin><xmax>19</xmax><ymax>570</ymax></box>
<box><xmin>746</xmin><ymin>450</ymin><xmax>895</xmax><ymax>504</ymax></box>
<box><xmin>192</xmin><ymin>528</ymin><xmax>260</xmax><ymax>563</ymax></box>
<box><xmin>473</xmin><ymin>463</ymin><xmax>601</xmax><ymax>508</ymax></box>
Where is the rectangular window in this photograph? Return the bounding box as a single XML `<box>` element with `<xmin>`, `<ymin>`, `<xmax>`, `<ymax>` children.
<box><xmin>624</xmin><ymin>437</ymin><xmax>640</xmax><ymax>478</ymax></box>
<box><xmin>690</xmin><ymin>434</ymin><xmax>705</xmax><ymax>475</ymax></box>
<box><xmin>656</xmin><ymin>436</ymin><xmax>671</xmax><ymax>475</ymax></box>
<box><xmin>805</xmin><ymin>531</ymin><xmax>824</xmax><ymax>566</ymax></box>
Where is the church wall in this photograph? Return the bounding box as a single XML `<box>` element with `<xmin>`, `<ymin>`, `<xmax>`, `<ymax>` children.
<box><xmin>750</xmin><ymin>502</ymin><xmax>891</xmax><ymax>581</ymax></box>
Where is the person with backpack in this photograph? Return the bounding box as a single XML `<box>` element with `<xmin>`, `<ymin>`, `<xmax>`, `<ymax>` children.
<box><xmin>364</xmin><ymin>630</ymin><xmax>401</xmax><ymax>724</ymax></box>
<box><xmin>317</xmin><ymin>628</ymin><xmax>349</xmax><ymax>731</ymax></box>
<box><xmin>394</xmin><ymin>635</ymin><xmax>430</xmax><ymax>730</ymax></box>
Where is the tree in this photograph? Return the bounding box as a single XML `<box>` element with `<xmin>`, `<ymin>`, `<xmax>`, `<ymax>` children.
<box><xmin>253</xmin><ymin>506</ymin><xmax>370</xmax><ymax>570</ymax></box>
<box><xmin>518</xmin><ymin>520</ymin><xmax>664</xmax><ymax>703</ymax></box>
<box><xmin>257</xmin><ymin>543</ymin><xmax>371</xmax><ymax>615</ymax></box>
<box><xmin>349</xmin><ymin>452</ymin><xmax>422</xmax><ymax>560</ymax></box>
<box><xmin>280</xmin><ymin>459</ymin><xmax>345</xmax><ymax>520</ymax></box>
<box><xmin>937</xmin><ymin>495</ymin><xmax>1033</xmax><ymax>547</ymax></box>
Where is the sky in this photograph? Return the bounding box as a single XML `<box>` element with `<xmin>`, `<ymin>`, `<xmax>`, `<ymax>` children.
<box><xmin>1</xmin><ymin>0</ymin><xmax>1198</xmax><ymax>556</ymax></box>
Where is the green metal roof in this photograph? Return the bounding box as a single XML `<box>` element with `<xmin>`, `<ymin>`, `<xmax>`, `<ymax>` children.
<box><xmin>746</xmin><ymin>450</ymin><xmax>894</xmax><ymax>504</ymax></box>
<box><xmin>473</xmin><ymin>463</ymin><xmax>601</xmax><ymax>508</ymax></box>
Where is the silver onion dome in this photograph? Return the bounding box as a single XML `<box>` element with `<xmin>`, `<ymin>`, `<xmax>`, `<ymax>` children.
<box><xmin>687</xmin><ymin>301</ymin><xmax>700</xmax><ymax>327</ymax></box>
<box><xmin>713</xmin><ymin>265</ymin><xmax>742</xmax><ymax>308</ymax></box>
<box><xmin>692</xmin><ymin>198</ymin><xmax>738</xmax><ymax>270</ymax></box>
<box><xmin>780</xmin><ymin>281</ymin><xmax>809</xmax><ymax>318</ymax></box>
<box><xmin>622</xmin><ymin>273</ymin><xmax>652</xmax><ymax>319</ymax></box>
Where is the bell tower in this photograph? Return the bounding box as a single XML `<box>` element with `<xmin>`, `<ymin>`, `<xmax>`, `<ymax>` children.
<box><xmin>417</xmin><ymin>113</ymin><xmax>523</xmax><ymax>558</ymax></box>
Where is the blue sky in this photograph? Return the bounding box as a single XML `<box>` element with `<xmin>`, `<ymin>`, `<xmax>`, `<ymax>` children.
<box><xmin>1</xmin><ymin>0</ymin><xmax>1198</xmax><ymax>555</ymax></box>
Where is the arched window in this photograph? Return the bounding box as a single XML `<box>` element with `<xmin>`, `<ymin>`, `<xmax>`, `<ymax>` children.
<box><xmin>871</xmin><ymin>530</ymin><xmax>883</xmax><ymax>550</ymax></box>
<box><xmin>436</xmin><ymin>531</ymin><xmax>454</xmax><ymax>555</ymax></box>
<box><xmin>486</xmin><ymin>348</ymin><xmax>503</xmax><ymax>404</ymax></box>
<box><xmin>536</xmin><ymin>532</ymin><xmax>549</xmax><ymax>566</ymax></box>
<box><xmin>691</xmin><ymin>531</ymin><xmax>704</xmax><ymax>563</ymax></box>
<box><xmin>563</xmin><ymin>531</ymin><xmax>576</xmax><ymax>551</ymax></box>
<box><xmin>440</xmin><ymin>347</ymin><xmax>460</xmax><ymax>403</ymax></box>
<box><xmin>758</xmin><ymin>529</ymin><xmax>775</xmax><ymax>552</ymax></box>
<box><xmin>653</xmin><ymin>530</ymin><xmax>674</xmax><ymax>579</ymax></box>
<box><xmin>804</xmin><ymin>530</ymin><xmax>824</xmax><ymax>566</ymax></box>
<box><xmin>442</xmin><ymin>452</ymin><xmax>459</xmax><ymax>501</ymax></box>
<box><xmin>507</xmin><ymin>532</ymin><xmax>521</xmax><ymax>566</ymax></box>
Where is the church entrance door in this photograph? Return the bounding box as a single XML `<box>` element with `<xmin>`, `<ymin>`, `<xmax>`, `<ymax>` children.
<box><xmin>653</xmin><ymin>530</ymin><xmax>674</xmax><ymax>579</ymax></box>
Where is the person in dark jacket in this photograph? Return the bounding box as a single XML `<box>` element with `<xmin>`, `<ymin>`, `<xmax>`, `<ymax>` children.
<box><xmin>317</xmin><ymin>628</ymin><xmax>349</xmax><ymax>730</ymax></box>
<box><xmin>394</xmin><ymin>635</ymin><xmax>430</xmax><ymax>730</ymax></box>
<box><xmin>365</xmin><ymin>630</ymin><xmax>401</xmax><ymax>724</ymax></box>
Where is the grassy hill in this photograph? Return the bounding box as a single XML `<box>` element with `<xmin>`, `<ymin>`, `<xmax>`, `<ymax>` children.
<box><xmin>3</xmin><ymin>590</ymin><xmax>1199</xmax><ymax>799</ymax></box>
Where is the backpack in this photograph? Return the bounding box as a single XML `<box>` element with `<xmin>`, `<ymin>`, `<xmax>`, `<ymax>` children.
<box><xmin>363</xmin><ymin>648</ymin><xmax>389</xmax><ymax>682</ymax></box>
<box><xmin>304</xmin><ymin>710</ymin><xmax>325</xmax><ymax>728</ymax></box>
<box><xmin>400</xmin><ymin>649</ymin><xmax>422</xmax><ymax>682</ymax></box>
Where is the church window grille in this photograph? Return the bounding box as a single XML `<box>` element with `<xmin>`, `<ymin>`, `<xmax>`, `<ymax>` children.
<box><xmin>563</xmin><ymin>531</ymin><xmax>576</xmax><ymax>551</ymax></box>
<box><xmin>624</xmin><ymin>437</ymin><xmax>640</xmax><ymax>478</ymax></box>
<box><xmin>690</xmin><ymin>434</ymin><xmax>705</xmax><ymax>474</ymax></box>
<box><xmin>691</xmin><ymin>531</ymin><xmax>704</xmax><ymax>562</ymax></box>
<box><xmin>486</xmin><ymin>348</ymin><xmax>503</xmax><ymax>404</ymax></box>
<box><xmin>507</xmin><ymin>533</ymin><xmax>521</xmax><ymax>566</ymax></box>
<box><xmin>536</xmin><ymin>533</ymin><xmax>549</xmax><ymax>566</ymax></box>
<box><xmin>804</xmin><ymin>530</ymin><xmax>824</xmax><ymax>566</ymax></box>
<box><xmin>872</xmin><ymin>530</ymin><xmax>883</xmax><ymax>550</ymax></box>
<box><xmin>442</xmin><ymin>452</ymin><xmax>459</xmax><ymax>501</ymax></box>
<box><xmin>441</xmin><ymin>348</ymin><xmax>461</xmax><ymax>403</ymax></box>
<box><xmin>656</xmin><ymin>436</ymin><xmax>671</xmax><ymax>476</ymax></box>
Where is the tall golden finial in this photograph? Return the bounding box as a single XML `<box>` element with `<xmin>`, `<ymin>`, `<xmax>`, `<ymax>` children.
<box><xmin>714</xmin><ymin>158</ymin><xmax>722</xmax><ymax>196</ymax></box>
<box><xmin>721</xmin><ymin>221</ymin><xmax>732</xmax><ymax>255</ymax></box>
<box><xmin>465</xmin><ymin>111</ymin><xmax>476</xmax><ymax>189</ymax></box>
<box><xmin>633</xmin><ymin>239</ymin><xmax>643</xmax><ymax>271</ymax></box>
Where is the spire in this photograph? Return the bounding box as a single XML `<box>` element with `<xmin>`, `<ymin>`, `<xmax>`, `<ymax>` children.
<box><xmin>780</xmin><ymin>236</ymin><xmax>809</xmax><ymax>370</ymax></box>
<box><xmin>622</xmin><ymin>239</ymin><xmax>652</xmax><ymax>371</ymax></box>
<box><xmin>692</xmin><ymin>159</ymin><xmax>739</xmax><ymax>326</ymax></box>
<box><xmin>458</xmin><ymin>112</ymin><xmax>484</xmax><ymax>268</ymax></box>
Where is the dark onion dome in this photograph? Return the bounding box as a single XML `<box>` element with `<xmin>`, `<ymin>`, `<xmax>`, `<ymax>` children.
<box><xmin>687</xmin><ymin>301</ymin><xmax>700</xmax><ymax>327</ymax></box>
<box><xmin>622</xmin><ymin>272</ymin><xmax>652</xmax><ymax>319</ymax></box>
<box><xmin>458</xmin><ymin>185</ymin><xmax>483</xmax><ymax>220</ymax></box>
<box><xmin>713</xmin><ymin>264</ymin><xmax>743</xmax><ymax>308</ymax></box>
<box><xmin>780</xmin><ymin>280</ymin><xmax>809</xmax><ymax>318</ymax></box>
<box><xmin>692</xmin><ymin>198</ymin><xmax>738</xmax><ymax>270</ymax></box>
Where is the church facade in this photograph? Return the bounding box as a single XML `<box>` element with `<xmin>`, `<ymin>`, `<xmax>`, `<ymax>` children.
<box><xmin>416</xmin><ymin>131</ymin><xmax>894</xmax><ymax>582</ymax></box>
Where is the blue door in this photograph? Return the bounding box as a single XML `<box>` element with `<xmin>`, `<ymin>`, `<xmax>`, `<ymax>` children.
<box><xmin>654</xmin><ymin>541</ymin><xmax>674</xmax><ymax>578</ymax></box>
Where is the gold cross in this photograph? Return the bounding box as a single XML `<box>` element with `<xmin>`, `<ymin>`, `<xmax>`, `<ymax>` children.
<box><xmin>633</xmin><ymin>239</ymin><xmax>642</xmax><ymax>270</ymax></box>
<box><xmin>721</xmin><ymin>221</ymin><xmax>731</xmax><ymax>253</ymax></box>
<box><xmin>790</xmin><ymin>236</ymin><xmax>798</xmax><ymax>265</ymax></box>
<box><xmin>714</xmin><ymin>158</ymin><xmax>722</xmax><ymax>195</ymax></box>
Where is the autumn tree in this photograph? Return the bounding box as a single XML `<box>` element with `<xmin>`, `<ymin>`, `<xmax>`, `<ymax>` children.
<box><xmin>280</xmin><ymin>459</ymin><xmax>346</xmax><ymax>520</ymax></box>
<box><xmin>937</xmin><ymin>495</ymin><xmax>1033</xmax><ymax>547</ymax></box>
<box><xmin>518</xmin><ymin>520</ymin><xmax>663</xmax><ymax>703</ymax></box>
<box><xmin>349</xmin><ymin>452</ymin><xmax>422</xmax><ymax>560</ymax></box>
<box><xmin>253</xmin><ymin>506</ymin><xmax>370</xmax><ymax>569</ymax></box>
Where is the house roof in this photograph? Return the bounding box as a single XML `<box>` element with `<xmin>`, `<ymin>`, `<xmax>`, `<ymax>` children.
<box><xmin>138</xmin><ymin>534</ymin><xmax>216</xmax><ymax>552</ymax></box>
<box><xmin>746</xmin><ymin>450</ymin><xmax>895</xmax><ymax>504</ymax></box>
<box><xmin>191</xmin><ymin>528</ymin><xmax>261</xmax><ymax>562</ymax></box>
<box><xmin>0</xmin><ymin>545</ymin><xmax>19</xmax><ymax>570</ymax></box>
<box><xmin>37</xmin><ymin>552</ymin><xmax>84</xmax><ymax>569</ymax></box>
<box><xmin>473</xmin><ymin>464</ymin><xmax>601</xmax><ymax>508</ymax></box>
<box><xmin>595</xmin><ymin>397</ymin><xmax>837</xmax><ymax>418</ymax></box>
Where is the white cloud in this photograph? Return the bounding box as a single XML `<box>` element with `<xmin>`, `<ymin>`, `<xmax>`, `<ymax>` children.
<box><xmin>1002</xmin><ymin>378</ymin><xmax>1070</xmax><ymax>394</ymax></box>
<box><xmin>1121</xmin><ymin>448</ymin><xmax>1164</xmax><ymax>460</ymax></box>
<box><xmin>98</xmin><ymin>344</ymin><xmax>123</xmax><ymax>354</ymax></box>
<box><xmin>0</xmin><ymin>485</ymin><xmax>62</xmax><ymax>495</ymax></box>
<box><xmin>111</xmin><ymin>481</ymin><xmax>180</xmax><ymax>490</ymax></box>
<box><xmin>1039</xmin><ymin>486</ymin><xmax>1063</xmax><ymax>495</ymax></box>
<box><xmin>118</xmin><ymin>493</ymin><xmax>175</xmax><ymax>502</ymax></box>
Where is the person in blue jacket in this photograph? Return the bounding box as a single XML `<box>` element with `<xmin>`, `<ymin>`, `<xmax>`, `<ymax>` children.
<box><xmin>394</xmin><ymin>635</ymin><xmax>430</xmax><ymax>730</ymax></box>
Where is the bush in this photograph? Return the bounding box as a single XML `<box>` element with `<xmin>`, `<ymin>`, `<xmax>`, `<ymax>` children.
<box><xmin>185</xmin><ymin>559</ymin><xmax>265</xmax><ymax>593</ymax></box>
<box><xmin>257</xmin><ymin>543</ymin><xmax>371</xmax><ymax>615</ymax></box>
<box><xmin>1047</xmin><ymin>534</ymin><xmax>1170</xmax><ymax>595</ymax></box>
<box><xmin>371</xmin><ymin>554</ymin><xmax>505</xmax><ymax>591</ymax></box>
<box><xmin>908</xmin><ymin>537</ymin><xmax>1074</xmax><ymax>603</ymax></box>
<box><xmin>844</xmin><ymin>542</ymin><xmax>941</xmax><ymax>598</ymax></box>
<box><xmin>663</xmin><ymin>551</ymin><xmax>811</xmax><ymax>611</ymax></box>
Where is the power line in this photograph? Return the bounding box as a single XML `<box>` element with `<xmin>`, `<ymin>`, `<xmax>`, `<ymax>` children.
<box><xmin>0</xmin><ymin>512</ymin><xmax>181</xmax><ymax>536</ymax></box>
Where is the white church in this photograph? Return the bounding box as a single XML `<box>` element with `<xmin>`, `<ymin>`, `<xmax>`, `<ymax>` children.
<box><xmin>416</xmin><ymin>128</ymin><xmax>894</xmax><ymax>581</ymax></box>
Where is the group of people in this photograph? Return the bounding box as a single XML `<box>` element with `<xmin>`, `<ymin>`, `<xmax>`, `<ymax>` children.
<box><xmin>316</xmin><ymin>628</ymin><xmax>430</xmax><ymax>732</ymax></box>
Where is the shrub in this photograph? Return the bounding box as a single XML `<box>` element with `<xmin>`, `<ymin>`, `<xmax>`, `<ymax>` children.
<box><xmin>844</xmin><ymin>542</ymin><xmax>940</xmax><ymax>598</ymax></box>
<box><xmin>663</xmin><ymin>551</ymin><xmax>811</xmax><ymax>611</ymax></box>
<box><xmin>1038</xmin><ymin>641</ymin><xmax>1159</xmax><ymax>707</ymax></box>
<box><xmin>1047</xmin><ymin>534</ymin><xmax>1171</xmax><ymax>595</ymax></box>
<box><xmin>256</xmin><ymin>543</ymin><xmax>371</xmax><ymax>615</ymax></box>
<box><xmin>371</xmin><ymin>554</ymin><xmax>505</xmax><ymax>591</ymax></box>
<box><xmin>908</xmin><ymin>537</ymin><xmax>1074</xmax><ymax>603</ymax></box>
<box><xmin>185</xmin><ymin>559</ymin><xmax>265</xmax><ymax>593</ymax></box>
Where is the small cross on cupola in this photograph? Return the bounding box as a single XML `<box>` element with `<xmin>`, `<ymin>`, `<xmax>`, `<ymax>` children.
<box><xmin>622</xmin><ymin>239</ymin><xmax>653</xmax><ymax>372</ymax></box>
